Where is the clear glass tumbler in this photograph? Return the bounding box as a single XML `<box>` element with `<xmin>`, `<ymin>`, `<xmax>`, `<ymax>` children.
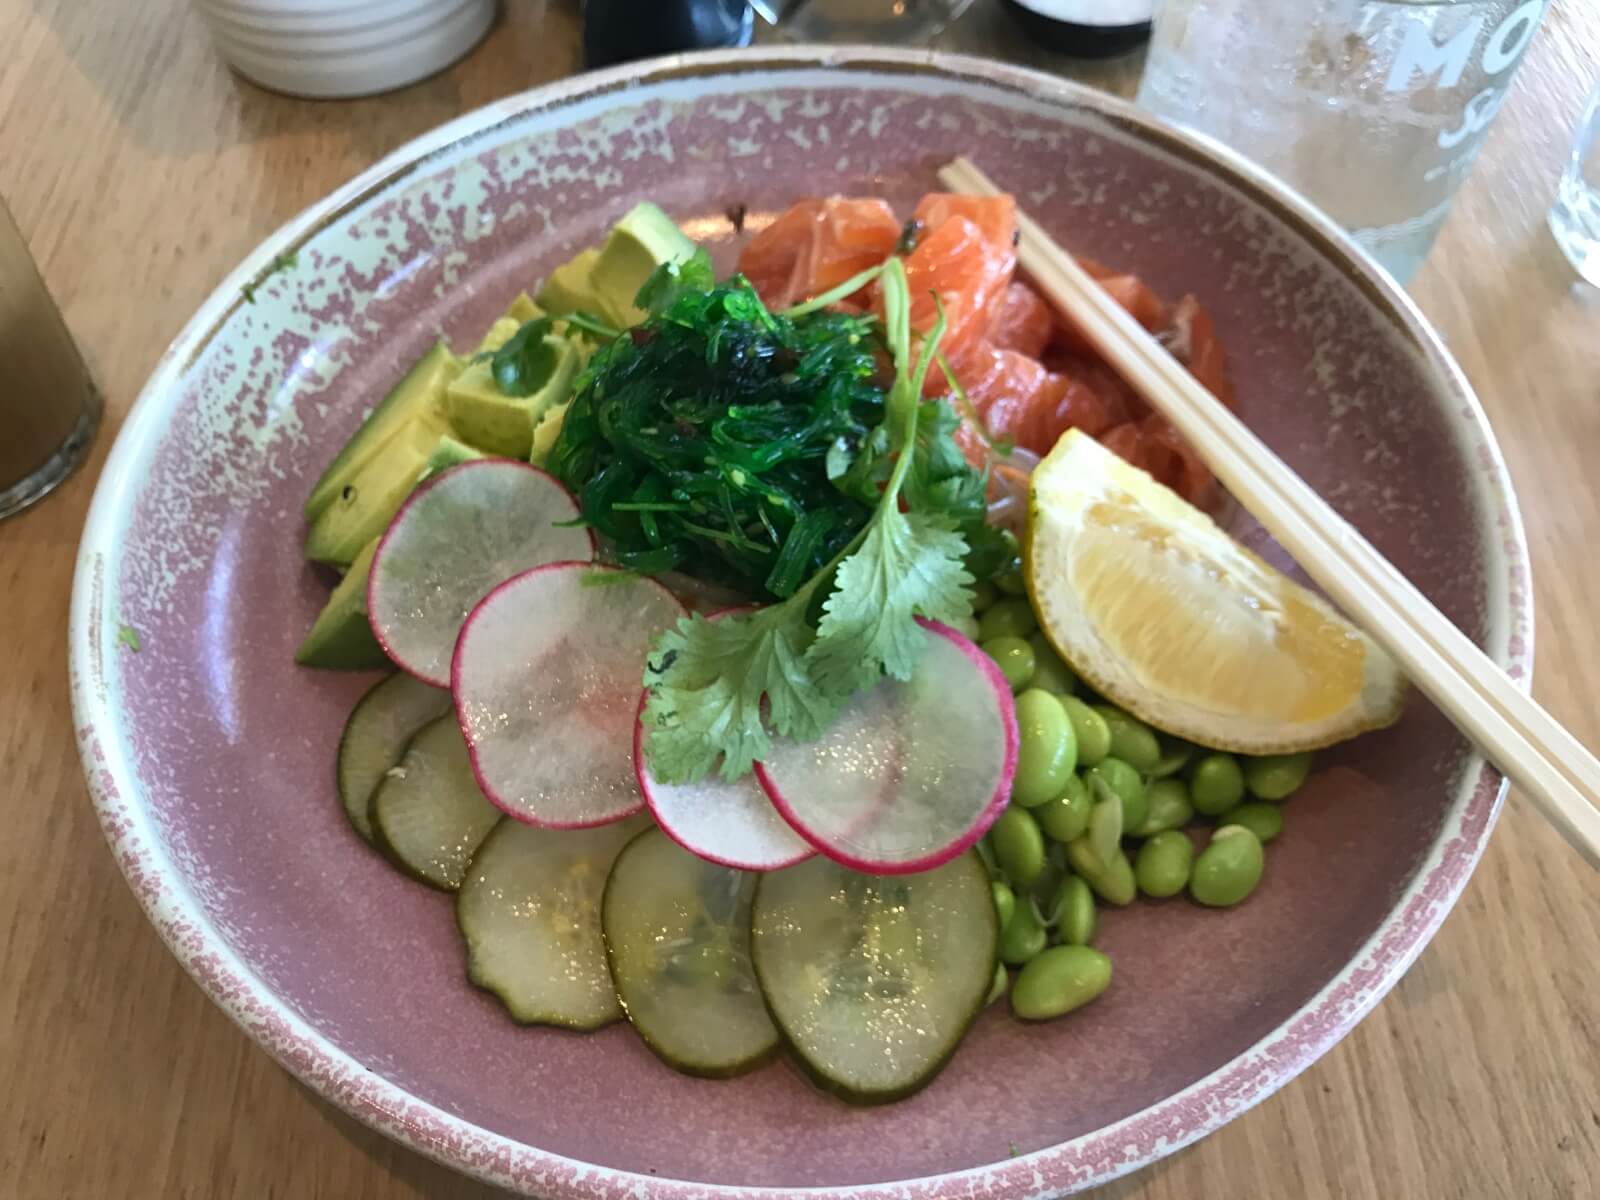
<box><xmin>1137</xmin><ymin>0</ymin><xmax>1550</xmax><ymax>283</ymax></box>
<box><xmin>1549</xmin><ymin>80</ymin><xmax>1600</xmax><ymax>286</ymax></box>
<box><xmin>0</xmin><ymin>197</ymin><xmax>101</xmax><ymax>520</ymax></box>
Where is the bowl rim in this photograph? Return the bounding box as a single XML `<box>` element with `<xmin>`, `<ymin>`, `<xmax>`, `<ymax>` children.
<box><xmin>69</xmin><ymin>44</ymin><xmax>1533</xmax><ymax>1199</ymax></box>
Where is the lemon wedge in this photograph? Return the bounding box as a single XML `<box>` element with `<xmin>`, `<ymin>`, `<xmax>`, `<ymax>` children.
<box><xmin>1024</xmin><ymin>430</ymin><xmax>1404</xmax><ymax>753</ymax></box>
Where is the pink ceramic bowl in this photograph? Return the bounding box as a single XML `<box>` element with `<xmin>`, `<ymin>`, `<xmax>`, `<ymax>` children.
<box><xmin>70</xmin><ymin>48</ymin><xmax>1530</xmax><ymax>1197</ymax></box>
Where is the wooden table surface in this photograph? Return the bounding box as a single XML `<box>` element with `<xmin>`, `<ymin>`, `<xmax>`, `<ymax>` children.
<box><xmin>3</xmin><ymin>1</ymin><xmax>1598</xmax><ymax>1196</ymax></box>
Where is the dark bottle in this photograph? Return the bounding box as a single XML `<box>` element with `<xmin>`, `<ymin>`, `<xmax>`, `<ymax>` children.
<box><xmin>582</xmin><ymin>0</ymin><xmax>754</xmax><ymax>69</ymax></box>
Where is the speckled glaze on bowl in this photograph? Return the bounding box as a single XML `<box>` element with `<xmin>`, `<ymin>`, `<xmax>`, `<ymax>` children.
<box><xmin>70</xmin><ymin>48</ymin><xmax>1531</xmax><ymax>1199</ymax></box>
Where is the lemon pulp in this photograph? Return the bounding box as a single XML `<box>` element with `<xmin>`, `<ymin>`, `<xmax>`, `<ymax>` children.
<box><xmin>1025</xmin><ymin>431</ymin><xmax>1403</xmax><ymax>753</ymax></box>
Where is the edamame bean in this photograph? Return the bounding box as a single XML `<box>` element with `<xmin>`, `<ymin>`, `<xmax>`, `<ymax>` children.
<box><xmin>991</xmin><ymin>807</ymin><xmax>1047</xmax><ymax>887</ymax></box>
<box><xmin>1055</xmin><ymin>875</ymin><xmax>1097</xmax><ymax>945</ymax></box>
<box><xmin>1189</xmin><ymin>825</ymin><xmax>1265</xmax><ymax>908</ymax></box>
<box><xmin>1150</xmin><ymin>736</ymin><xmax>1194</xmax><ymax>779</ymax></box>
<box><xmin>950</xmin><ymin>613</ymin><xmax>981</xmax><ymax>642</ymax></box>
<box><xmin>1087</xmin><ymin>792</ymin><xmax>1124</xmax><ymax>867</ymax></box>
<box><xmin>1087</xmin><ymin>756</ymin><xmax>1148</xmax><ymax>834</ymax></box>
<box><xmin>1059</xmin><ymin>695</ymin><xmax>1112</xmax><ymax>767</ymax></box>
<box><xmin>991</xmin><ymin>881</ymin><xmax>1017</xmax><ymax>931</ymax></box>
<box><xmin>1012</xmin><ymin>690</ymin><xmax>1078</xmax><ymax>807</ymax></box>
<box><xmin>1244</xmin><ymin>752</ymin><xmax>1313</xmax><ymax>801</ymax></box>
<box><xmin>1227</xmin><ymin>802</ymin><xmax>1284</xmax><ymax>843</ymax></box>
<box><xmin>1036</xmin><ymin>774</ymin><xmax>1092</xmax><ymax>843</ymax></box>
<box><xmin>1010</xmin><ymin>945</ymin><xmax>1113</xmax><ymax>1020</ymax></box>
<box><xmin>1134</xmin><ymin>777</ymin><xmax>1194</xmax><ymax>836</ymax></box>
<box><xmin>1134</xmin><ymin>830</ymin><xmax>1195</xmax><ymax>898</ymax></box>
<box><xmin>981</xmin><ymin>635</ymin><xmax>1036</xmax><ymax>692</ymax></box>
<box><xmin>971</xmin><ymin>579</ymin><xmax>999</xmax><ymax>612</ymax></box>
<box><xmin>1026</xmin><ymin>633</ymin><xmax>1078</xmax><ymax>695</ymax></box>
<box><xmin>1189</xmin><ymin>752</ymin><xmax>1245</xmax><ymax>816</ymax></box>
<box><xmin>977</xmin><ymin>596</ymin><xmax>1037</xmax><ymax>641</ymax></box>
<box><xmin>986</xmin><ymin>962</ymin><xmax>1009</xmax><ymax>1005</ymax></box>
<box><xmin>995</xmin><ymin>564</ymin><xmax>1028</xmax><ymax>595</ymax></box>
<box><xmin>1065</xmin><ymin>838</ymin><xmax>1137</xmax><ymax>906</ymax></box>
<box><xmin>1094</xmin><ymin>706</ymin><xmax>1162</xmax><ymax>774</ymax></box>
<box><xmin>999</xmin><ymin>900</ymin><xmax>1048</xmax><ymax>964</ymax></box>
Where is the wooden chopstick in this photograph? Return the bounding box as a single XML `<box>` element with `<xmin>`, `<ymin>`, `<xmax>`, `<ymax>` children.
<box><xmin>939</xmin><ymin>155</ymin><xmax>1600</xmax><ymax>870</ymax></box>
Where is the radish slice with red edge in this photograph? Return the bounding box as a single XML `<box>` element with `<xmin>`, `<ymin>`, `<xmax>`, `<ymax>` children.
<box><xmin>636</xmin><ymin>695</ymin><xmax>815</xmax><ymax>871</ymax></box>
<box><xmin>756</xmin><ymin>619</ymin><xmax>1018</xmax><ymax>874</ymax></box>
<box><xmin>635</xmin><ymin>606</ymin><xmax>813</xmax><ymax>871</ymax></box>
<box><xmin>453</xmin><ymin>562</ymin><xmax>684</xmax><ymax>828</ymax></box>
<box><xmin>368</xmin><ymin>460</ymin><xmax>594</xmax><ymax>687</ymax></box>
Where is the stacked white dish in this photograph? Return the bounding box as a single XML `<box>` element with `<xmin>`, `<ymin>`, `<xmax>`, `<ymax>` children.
<box><xmin>193</xmin><ymin>0</ymin><xmax>497</xmax><ymax>98</ymax></box>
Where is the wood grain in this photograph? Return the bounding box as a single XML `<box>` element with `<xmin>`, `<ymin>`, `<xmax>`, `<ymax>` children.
<box><xmin>2</xmin><ymin>1</ymin><xmax>1596</xmax><ymax>1197</ymax></box>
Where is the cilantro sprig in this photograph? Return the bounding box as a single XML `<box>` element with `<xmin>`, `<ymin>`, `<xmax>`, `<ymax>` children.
<box><xmin>641</xmin><ymin>259</ymin><xmax>981</xmax><ymax>783</ymax></box>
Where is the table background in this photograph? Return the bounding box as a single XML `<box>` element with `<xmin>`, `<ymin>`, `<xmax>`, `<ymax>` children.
<box><xmin>3</xmin><ymin>1</ymin><xmax>1598</xmax><ymax>1196</ymax></box>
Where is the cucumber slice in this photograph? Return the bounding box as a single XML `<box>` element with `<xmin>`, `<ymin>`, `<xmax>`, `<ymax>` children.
<box><xmin>457</xmin><ymin>814</ymin><xmax>647</xmax><ymax>1029</ymax></box>
<box><xmin>751</xmin><ymin>851</ymin><xmax>998</xmax><ymax>1104</ymax></box>
<box><xmin>369</xmin><ymin>716</ymin><xmax>500</xmax><ymax>890</ymax></box>
<box><xmin>336</xmin><ymin>672</ymin><xmax>452</xmax><ymax>842</ymax></box>
<box><xmin>602</xmin><ymin>828</ymin><xmax>778</xmax><ymax>1078</ymax></box>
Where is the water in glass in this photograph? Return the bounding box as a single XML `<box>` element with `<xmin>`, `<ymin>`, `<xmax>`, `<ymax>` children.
<box><xmin>1549</xmin><ymin>82</ymin><xmax>1600</xmax><ymax>286</ymax></box>
<box><xmin>1138</xmin><ymin>0</ymin><xmax>1549</xmax><ymax>283</ymax></box>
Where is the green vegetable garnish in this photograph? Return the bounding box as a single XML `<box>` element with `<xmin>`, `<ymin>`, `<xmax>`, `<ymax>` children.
<box><xmin>486</xmin><ymin>316</ymin><xmax>558</xmax><ymax>397</ymax></box>
<box><xmin>551</xmin><ymin>249</ymin><xmax>884</xmax><ymax>595</ymax></box>
<box><xmin>631</xmin><ymin>258</ymin><xmax>990</xmax><ymax>783</ymax></box>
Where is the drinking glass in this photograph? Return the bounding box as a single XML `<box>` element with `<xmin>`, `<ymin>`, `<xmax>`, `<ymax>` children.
<box><xmin>1549</xmin><ymin>80</ymin><xmax>1600</xmax><ymax>286</ymax></box>
<box><xmin>0</xmin><ymin>197</ymin><xmax>100</xmax><ymax>520</ymax></box>
<box><xmin>1137</xmin><ymin>0</ymin><xmax>1550</xmax><ymax>283</ymax></box>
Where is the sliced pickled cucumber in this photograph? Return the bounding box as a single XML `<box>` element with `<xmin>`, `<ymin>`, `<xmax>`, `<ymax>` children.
<box><xmin>602</xmin><ymin>829</ymin><xmax>778</xmax><ymax>1078</ymax></box>
<box><xmin>751</xmin><ymin>851</ymin><xmax>998</xmax><ymax>1104</ymax></box>
<box><xmin>457</xmin><ymin>814</ymin><xmax>647</xmax><ymax>1029</ymax></box>
<box><xmin>369</xmin><ymin>716</ymin><xmax>500</xmax><ymax>890</ymax></box>
<box><xmin>336</xmin><ymin>673</ymin><xmax>452</xmax><ymax>842</ymax></box>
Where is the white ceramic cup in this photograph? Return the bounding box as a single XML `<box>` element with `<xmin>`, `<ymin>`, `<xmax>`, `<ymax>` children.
<box><xmin>194</xmin><ymin>0</ymin><xmax>498</xmax><ymax>98</ymax></box>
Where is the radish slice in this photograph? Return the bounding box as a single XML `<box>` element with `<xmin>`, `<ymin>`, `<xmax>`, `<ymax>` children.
<box><xmin>453</xmin><ymin>562</ymin><xmax>685</xmax><ymax>828</ymax></box>
<box><xmin>636</xmin><ymin>692</ymin><xmax>814</xmax><ymax>871</ymax></box>
<box><xmin>756</xmin><ymin>620</ymin><xmax>1018</xmax><ymax>874</ymax></box>
<box><xmin>368</xmin><ymin>460</ymin><xmax>594</xmax><ymax>687</ymax></box>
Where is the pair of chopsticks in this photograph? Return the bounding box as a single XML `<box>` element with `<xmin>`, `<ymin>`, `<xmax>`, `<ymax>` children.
<box><xmin>939</xmin><ymin>156</ymin><xmax>1600</xmax><ymax>870</ymax></box>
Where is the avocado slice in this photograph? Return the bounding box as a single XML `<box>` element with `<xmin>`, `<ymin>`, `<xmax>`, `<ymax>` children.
<box><xmin>587</xmin><ymin>202</ymin><xmax>697</xmax><ymax>325</ymax></box>
<box><xmin>536</xmin><ymin>248</ymin><xmax>606</xmax><ymax>321</ymax></box>
<box><xmin>304</xmin><ymin>340</ymin><xmax>459</xmax><ymax>520</ymax></box>
<box><xmin>421</xmin><ymin>433</ymin><xmax>486</xmax><ymax>480</ymax></box>
<box><xmin>475</xmin><ymin>318</ymin><xmax>522</xmax><ymax>356</ymax></box>
<box><xmin>446</xmin><ymin>336</ymin><xmax>580</xmax><ymax>459</ymax></box>
<box><xmin>504</xmin><ymin>291</ymin><xmax>542</xmax><ymax>326</ymax></box>
<box><xmin>529</xmin><ymin>399</ymin><xmax>571</xmax><ymax>467</ymax></box>
<box><xmin>294</xmin><ymin>540</ymin><xmax>388</xmax><ymax>670</ymax></box>
<box><xmin>304</xmin><ymin>421</ymin><xmax>488</xmax><ymax>567</ymax></box>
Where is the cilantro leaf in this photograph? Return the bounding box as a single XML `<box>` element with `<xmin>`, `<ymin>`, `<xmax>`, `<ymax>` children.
<box><xmin>808</xmin><ymin>508</ymin><xmax>972</xmax><ymax>693</ymax></box>
<box><xmin>637</xmin><ymin>254</ymin><xmax>985</xmax><ymax>783</ymax></box>
<box><xmin>490</xmin><ymin>316</ymin><xmax>557</xmax><ymax>397</ymax></box>
<box><xmin>642</xmin><ymin>599</ymin><xmax>839</xmax><ymax>783</ymax></box>
<box><xmin>806</xmin><ymin>262</ymin><xmax>973</xmax><ymax>691</ymax></box>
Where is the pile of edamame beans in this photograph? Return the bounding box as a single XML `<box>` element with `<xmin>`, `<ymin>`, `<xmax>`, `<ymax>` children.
<box><xmin>956</xmin><ymin>570</ymin><xmax>1314</xmax><ymax>1024</ymax></box>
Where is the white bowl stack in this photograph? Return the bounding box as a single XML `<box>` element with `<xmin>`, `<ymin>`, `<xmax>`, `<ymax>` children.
<box><xmin>193</xmin><ymin>0</ymin><xmax>497</xmax><ymax>98</ymax></box>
